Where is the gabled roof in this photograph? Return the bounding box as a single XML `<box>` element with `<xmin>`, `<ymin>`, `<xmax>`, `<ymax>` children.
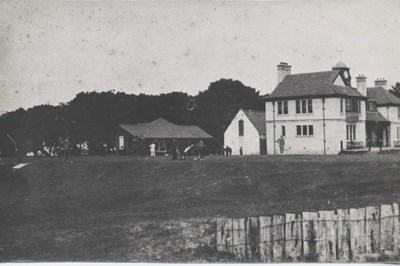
<box><xmin>264</xmin><ymin>70</ymin><xmax>365</xmax><ymax>100</ymax></box>
<box><xmin>242</xmin><ymin>109</ymin><xmax>266</xmax><ymax>135</ymax></box>
<box><xmin>367</xmin><ymin>87</ymin><xmax>400</xmax><ymax>106</ymax></box>
<box><xmin>366</xmin><ymin>112</ymin><xmax>390</xmax><ymax>123</ymax></box>
<box><xmin>119</xmin><ymin>118</ymin><xmax>213</xmax><ymax>139</ymax></box>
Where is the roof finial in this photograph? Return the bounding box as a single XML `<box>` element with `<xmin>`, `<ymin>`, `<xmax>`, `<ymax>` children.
<box><xmin>336</xmin><ymin>49</ymin><xmax>344</xmax><ymax>61</ymax></box>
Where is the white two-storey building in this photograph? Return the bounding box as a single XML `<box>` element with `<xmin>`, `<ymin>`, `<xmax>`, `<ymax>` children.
<box><xmin>264</xmin><ymin>62</ymin><xmax>368</xmax><ymax>155</ymax></box>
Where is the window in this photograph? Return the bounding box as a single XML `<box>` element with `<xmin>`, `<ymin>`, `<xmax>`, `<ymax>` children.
<box><xmin>398</xmin><ymin>107</ymin><xmax>400</xmax><ymax>118</ymax></box>
<box><xmin>278</xmin><ymin>101</ymin><xmax>288</xmax><ymax>115</ymax></box>
<box><xmin>296</xmin><ymin>99</ymin><xmax>313</xmax><ymax>114</ymax></box>
<box><xmin>346</xmin><ymin>125</ymin><xmax>356</xmax><ymax>141</ymax></box>
<box><xmin>157</xmin><ymin>140</ymin><xmax>167</xmax><ymax>152</ymax></box>
<box><xmin>397</xmin><ymin>127</ymin><xmax>400</xmax><ymax>139</ymax></box>
<box><xmin>340</xmin><ymin>98</ymin><xmax>343</xmax><ymax>113</ymax></box>
<box><xmin>368</xmin><ymin>101</ymin><xmax>376</xmax><ymax>112</ymax></box>
<box><xmin>119</xmin><ymin>136</ymin><xmax>124</xmax><ymax>149</ymax></box>
<box><xmin>302</xmin><ymin>125</ymin><xmax>308</xmax><ymax>135</ymax></box>
<box><xmin>296</xmin><ymin>125</ymin><xmax>302</xmax><ymax>136</ymax></box>
<box><xmin>281</xmin><ymin>125</ymin><xmax>286</xmax><ymax>137</ymax></box>
<box><xmin>283</xmin><ymin>101</ymin><xmax>288</xmax><ymax>114</ymax></box>
<box><xmin>238</xmin><ymin>120</ymin><xmax>244</xmax><ymax>136</ymax></box>
<box><xmin>296</xmin><ymin>125</ymin><xmax>314</xmax><ymax>136</ymax></box>
<box><xmin>301</xmin><ymin>100</ymin><xmax>307</xmax><ymax>113</ymax></box>
<box><xmin>346</xmin><ymin>99</ymin><xmax>351</xmax><ymax>112</ymax></box>
<box><xmin>308</xmin><ymin>100</ymin><xmax>313</xmax><ymax>113</ymax></box>
<box><xmin>308</xmin><ymin>125</ymin><xmax>314</xmax><ymax>135</ymax></box>
<box><xmin>346</xmin><ymin>99</ymin><xmax>360</xmax><ymax>113</ymax></box>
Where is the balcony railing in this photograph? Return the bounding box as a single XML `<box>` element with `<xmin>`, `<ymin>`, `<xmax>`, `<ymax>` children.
<box><xmin>347</xmin><ymin>141</ymin><xmax>364</xmax><ymax>150</ymax></box>
<box><xmin>345</xmin><ymin>113</ymin><xmax>359</xmax><ymax>123</ymax></box>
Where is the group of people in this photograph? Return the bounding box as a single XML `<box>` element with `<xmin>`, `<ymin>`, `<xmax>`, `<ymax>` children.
<box><xmin>139</xmin><ymin>136</ymin><xmax>287</xmax><ymax>160</ymax></box>
<box><xmin>32</xmin><ymin>137</ymin><xmax>71</xmax><ymax>159</ymax></box>
<box><xmin>224</xmin><ymin>145</ymin><xmax>232</xmax><ymax>155</ymax></box>
<box><xmin>146</xmin><ymin>140</ymin><xmax>206</xmax><ymax>160</ymax></box>
<box><xmin>57</xmin><ymin>137</ymin><xmax>71</xmax><ymax>160</ymax></box>
<box><xmin>222</xmin><ymin>136</ymin><xmax>286</xmax><ymax>156</ymax></box>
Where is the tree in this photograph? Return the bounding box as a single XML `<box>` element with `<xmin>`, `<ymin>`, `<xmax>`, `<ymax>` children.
<box><xmin>0</xmin><ymin>79</ymin><xmax>263</xmax><ymax>155</ymax></box>
<box><xmin>389</xmin><ymin>82</ymin><xmax>400</xmax><ymax>98</ymax></box>
<box><xmin>193</xmin><ymin>79</ymin><xmax>264</xmax><ymax>143</ymax></box>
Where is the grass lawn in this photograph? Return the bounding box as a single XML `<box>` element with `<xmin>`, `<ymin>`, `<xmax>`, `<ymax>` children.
<box><xmin>1</xmin><ymin>154</ymin><xmax>400</xmax><ymax>262</ymax></box>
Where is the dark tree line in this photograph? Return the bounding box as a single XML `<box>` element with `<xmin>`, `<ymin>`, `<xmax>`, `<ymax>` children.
<box><xmin>0</xmin><ymin>79</ymin><xmax>264</xmax><ymax>156</ymax></box>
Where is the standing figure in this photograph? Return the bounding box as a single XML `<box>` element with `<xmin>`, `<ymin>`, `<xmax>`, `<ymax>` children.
<box><xmin>197</xmin><ymin>140</ymin><xmax>205</xmax><ymax>160</ymax></box>
<box><xmin>57</xmin><ymin>137</ymin><xmax>64</xmax><ymax>159</ymax></box>
<box><xmin>149</xmin><ymin>142</ymin><xmax>156</xmax><ymax>157</ymax></box>
<box><xmin>225</xmin><ymin>145</ymin><xmax>232</xmax><ymax>156</ymax></box>
<box><xmin>239</xmin><ymin>146</ymin><xmax>243</xmax><ymax>156</ymax></box>
<box><xmin>132</xmin><ymin>138</ymin><xmax>139</xmax><ymax>161</ymax></box>
<box><xmin>276</xmin><ymin>135</ymin><xmax>285</xmax><ymax>155</ymax></box>
<box><xmin>64</xmin><ymin>137</ymin><xmax>71</xmax><ymax>160</ymax></box>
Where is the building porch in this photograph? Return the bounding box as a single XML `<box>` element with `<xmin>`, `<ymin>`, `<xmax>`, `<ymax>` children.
<box><xmin>366</xmin><ymin>121</ymin><xmax>391</xmax><ymax>147</ymax></box>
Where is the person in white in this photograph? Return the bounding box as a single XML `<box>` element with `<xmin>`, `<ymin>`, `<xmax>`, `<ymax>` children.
<box><xmin>149</xmin><ymin>142</ymin><xmax>156</xmax><ymax>157</ymax></box>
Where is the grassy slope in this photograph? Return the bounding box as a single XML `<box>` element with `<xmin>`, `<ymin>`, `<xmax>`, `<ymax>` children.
<box><xmin>1</xmin><ymin>154</ymin><xmax>400</xmax><ymax>261</ymax></box>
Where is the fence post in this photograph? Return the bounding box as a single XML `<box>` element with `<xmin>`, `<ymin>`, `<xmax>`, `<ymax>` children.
<box><xmin>272</xmin><ymin>214</ymin><xmax>285</xmax><ymax>262</ymax></box>
<box><xmin>232</xmin><ymin>218</ymin><xmax>246</xmax><ymax>260</ymax></box>
<box><xmin>349</xmin><ymin>208</ymin><xmax>366</xmax><ymax>260</ymax></box>
<box><xmin>393</xmin><ymin>203</ymin><xmax>400</xmax><ymax>255</ymax></box>
<box><xmin>217</xmin><ymin>218</ymin><xmax>233</xmax><ymax>253</ymax></box>
<box><xmin>365</xmin><ymin>206</ymin><xmax>380</xmax><ymax>254</ymax></box>
<box><xmin>337</xmin><ymin>209</ymin><xmax>351</xmax><ymax>262</ymax></box>
<box><xmin>246</xmin><ymin>217</ymin><xmax>260</xmax><ymax>260</ymax></box>
<box><xmin>302</xmin><ymin>212</ymin><xmax>318</xmax><ymax>262</ymax></box>
<box><xmin>317</xmin><ymin>210</ymin><xmax>337</xmax><ymax>262</ymax></box>
<box><xmin>380</xmin><ymin>204</ymin><xmax>395</xmax><ymax>253</ymax></box>
<box><xmin>285</xmin><ymin>213</ymin><xmax>302</xmax><ymax>262</ymax></box>
<box><xmin>259</xmin><ymin>216</ymin><xmax>273</xmax><ymax>262</ymax></box>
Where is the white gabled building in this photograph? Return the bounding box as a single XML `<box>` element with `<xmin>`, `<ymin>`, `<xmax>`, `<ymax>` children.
<box><xmin>224</xmin><ymin>109</ymin><xmax>266</xmax><ymax>155</ymax></box>
<box><xmin>264</xmin><ymin>62</ymin><xmax>368</xmax><ymax>155</ymax></box>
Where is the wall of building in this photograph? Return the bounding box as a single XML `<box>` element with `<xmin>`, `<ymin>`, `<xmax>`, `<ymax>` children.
<box><xmin>377</xmin><ymin>106</ymin><xmax>400</xmax><ymax>146</ymax></box>
<box><xmin>224</xmin><ymin>110</ymin><xmax>261</xmax><ymax>155</ymax></box>
<box><xmin>266</xmin><ymin>97</ymin><xmax>366</xmax><ymax>155</ymax></box>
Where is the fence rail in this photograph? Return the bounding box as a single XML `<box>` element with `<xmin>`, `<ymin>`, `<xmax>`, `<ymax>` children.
<box><xmin>216</xmin><ymin>203</ymin><xmax>400</xmax><ymax>262</ymax></box>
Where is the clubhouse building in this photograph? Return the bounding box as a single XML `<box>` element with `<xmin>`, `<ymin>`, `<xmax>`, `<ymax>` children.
<box><xmin>264</xmin><ymin>62</ymin><xmax>400</xmax><ymax>155</ymax></box>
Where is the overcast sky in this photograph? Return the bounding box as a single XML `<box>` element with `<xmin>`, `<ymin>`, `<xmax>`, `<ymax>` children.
<box><xmin>1</xmin><ymin>0</ymin><xmax>399</xmax><ymax>114</ymax></box>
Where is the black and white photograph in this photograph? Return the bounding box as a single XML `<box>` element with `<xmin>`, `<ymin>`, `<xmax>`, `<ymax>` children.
<box><xmin>1</xmin><ymin>0</ymin><xmax>400</xmax><ymax>263</ymax></box>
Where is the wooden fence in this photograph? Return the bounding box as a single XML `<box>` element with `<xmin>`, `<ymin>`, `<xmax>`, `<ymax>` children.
<box><xmin>216</xmin><ymin>203</ymin><xmax>400</xmax><ymax>262</ymax></box>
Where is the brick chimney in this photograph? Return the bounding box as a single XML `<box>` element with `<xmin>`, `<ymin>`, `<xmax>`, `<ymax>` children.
<box><xmin>356</xmin><ymin>74</ymin><xmax>367</xmax><ymax>96</ymax></box>
<box><xmin>277</xmin><ymin>62</ymin><xmax>291</xmax><ymax>84</ymax></box>
<box><xmin>375</xmin><ymin>78</ymin><xmax>387</xmax><ymax>89</ymax></box>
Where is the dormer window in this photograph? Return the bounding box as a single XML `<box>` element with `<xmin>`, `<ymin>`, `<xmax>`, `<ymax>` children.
<box><xmin>367</xmin><ymin>101</ymin><xmax>376</xmax><ymax>112</ymax></box>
